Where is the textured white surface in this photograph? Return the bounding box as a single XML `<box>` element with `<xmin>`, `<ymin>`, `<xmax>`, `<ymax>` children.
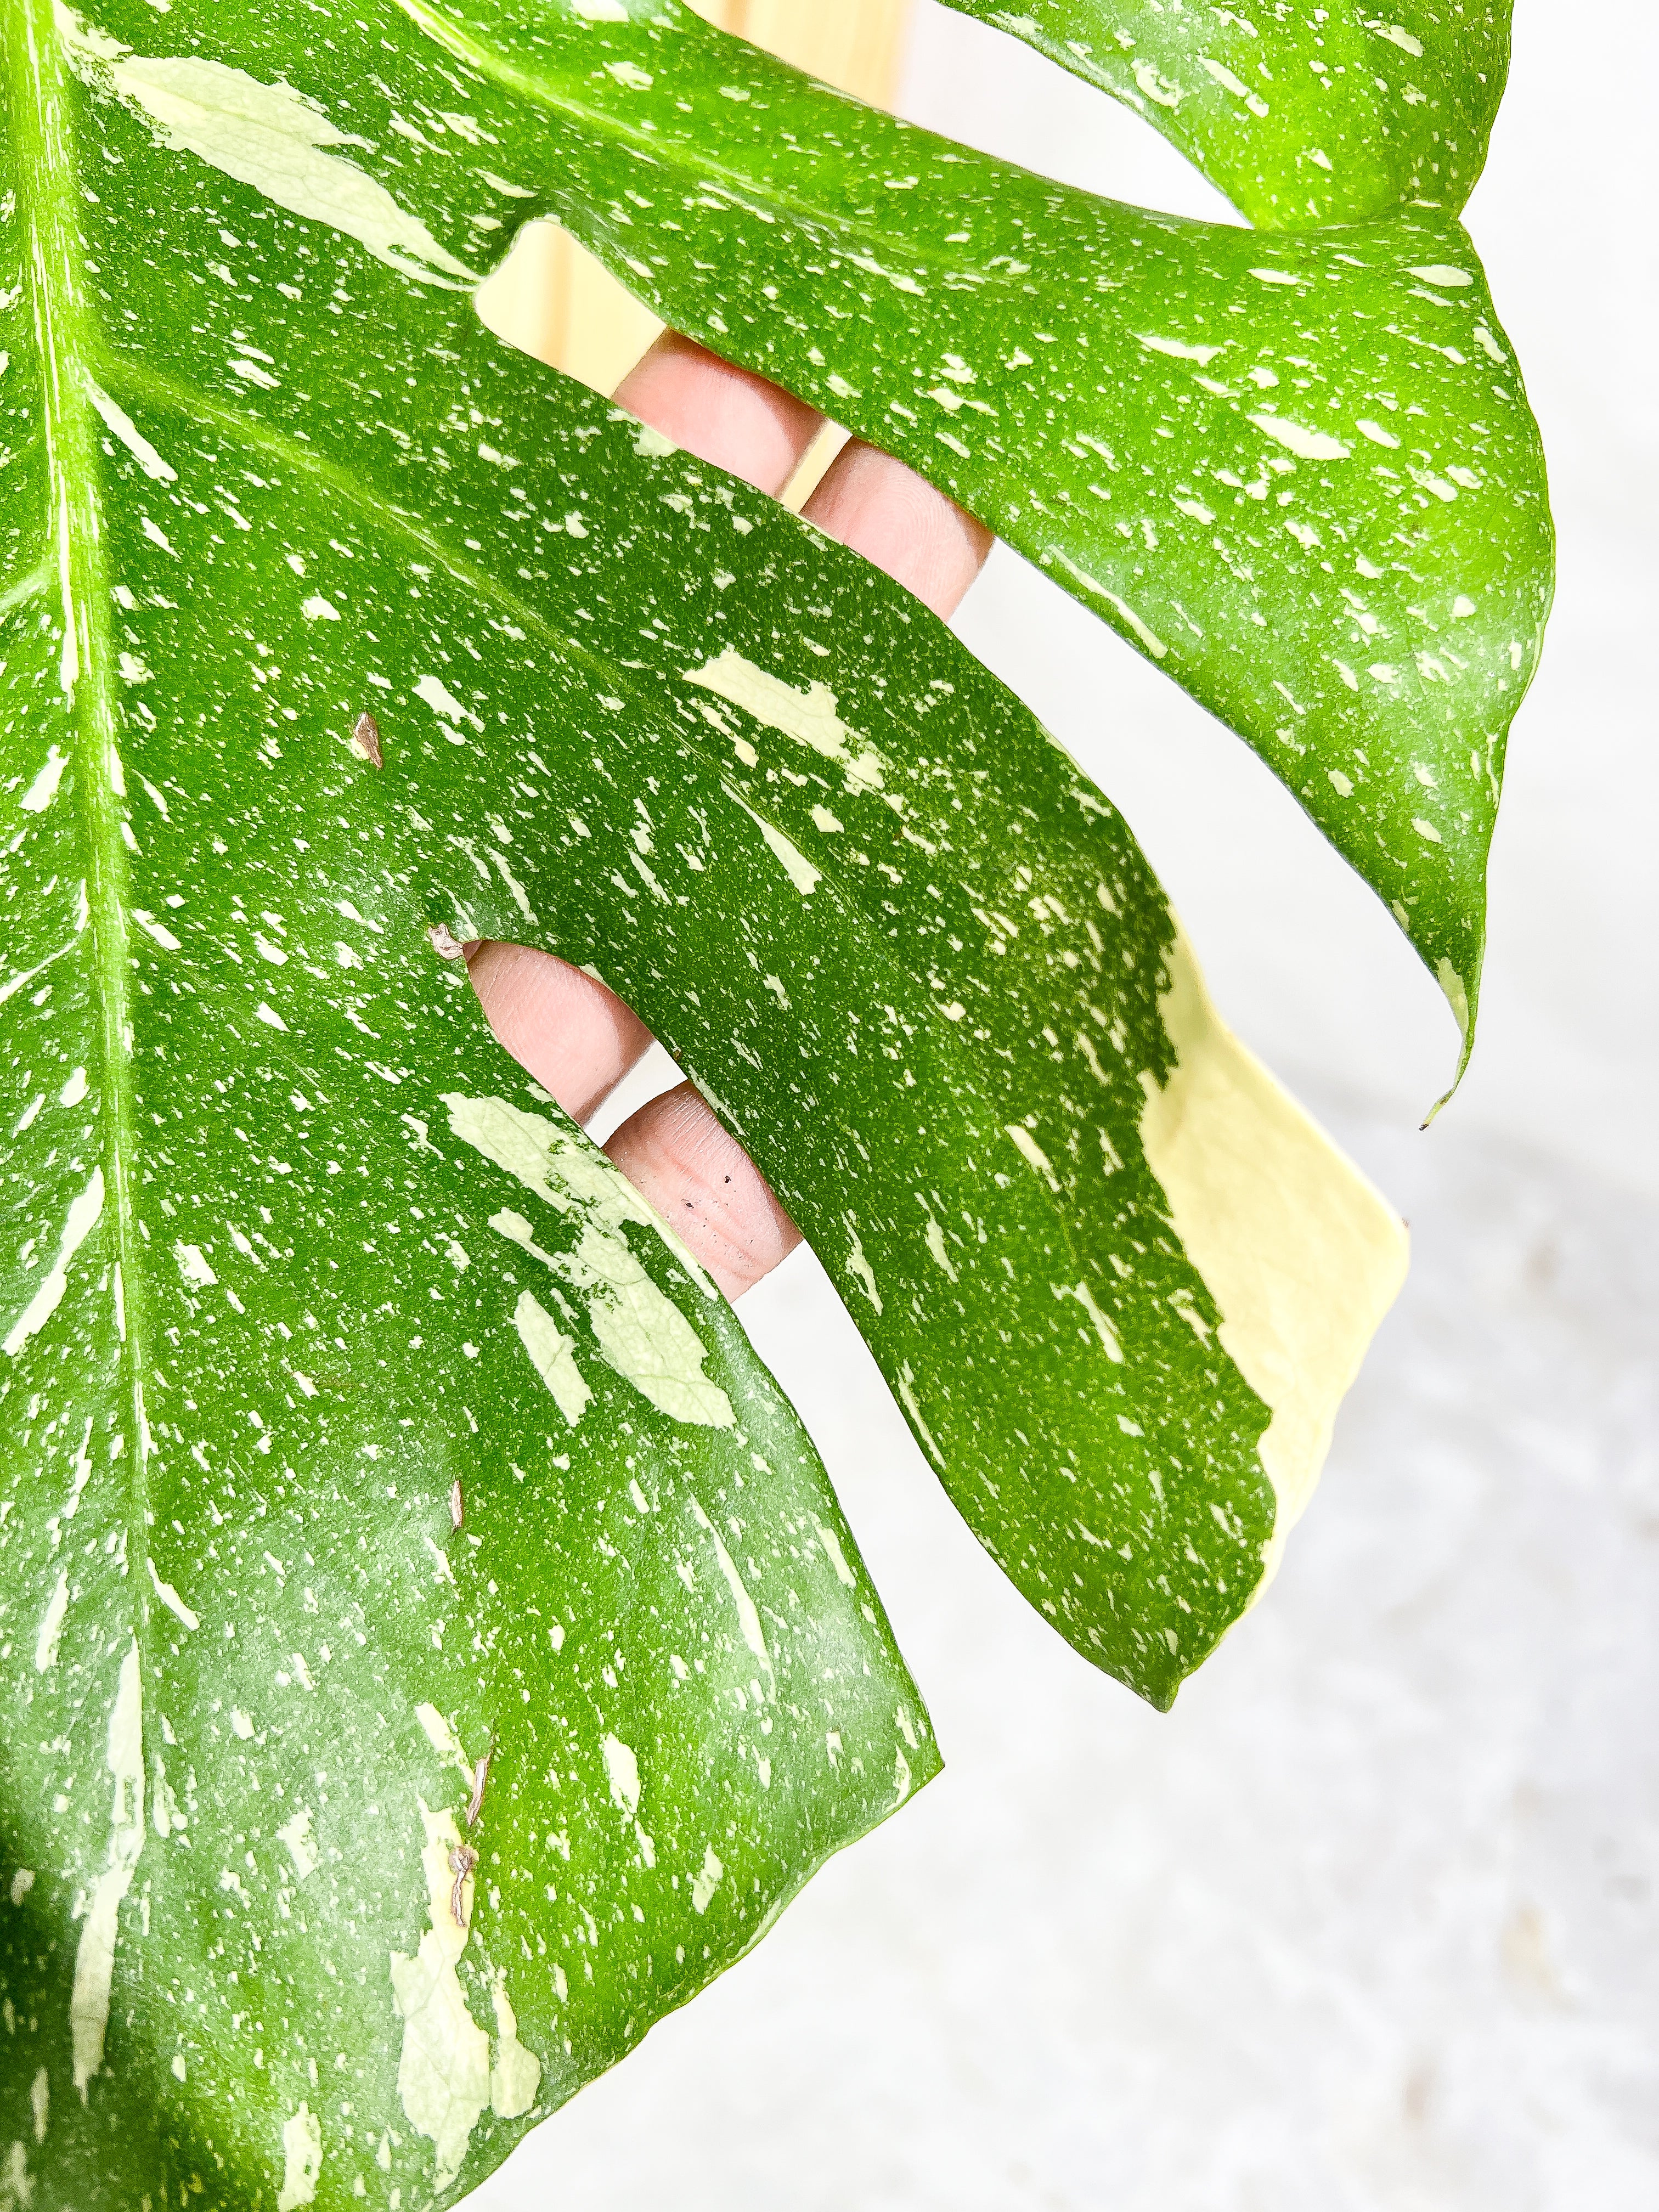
<box><xmin>469</xmin><ymin>0</ymin><xmax>1657</xmax><ymax>2201</ymax></box>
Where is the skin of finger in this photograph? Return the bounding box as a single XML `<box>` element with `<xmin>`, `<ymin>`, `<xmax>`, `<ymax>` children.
<box><xmin>802</xmin><ymin>438</ymin><xmax>995</xmax><ymax>620</ymax></box>
<box><xmin>603</xmin><ymin>1081</ymin><xmax>803</xmax><ymax>1301</ymax></box>
<box><xmin>612</xmin><ymin>330</ymin><xmax>825</xmax><ymax>498</ymax></box>
<box><xmin>467</xmin><ymin>940</ymin><xmax>653</xmax><ymax>1125</ymax></box>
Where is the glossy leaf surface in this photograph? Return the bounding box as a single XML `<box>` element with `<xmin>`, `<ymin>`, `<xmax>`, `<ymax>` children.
<box><xmin>394</xmin><ymin>0</ymin><xmax>1549</xmax><ymax>1070</ymax></box>
<box><xmin>4</xmin><ymin>1</ymin><xmax>1406</xmax><ymax>2200</ymax></box>
<box><xmin>937</xmin><ymin>1</ymin><xmax>1513</xmax><ymax>231</ymax></box>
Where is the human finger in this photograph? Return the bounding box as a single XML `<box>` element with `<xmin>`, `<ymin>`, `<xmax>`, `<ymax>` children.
<box><xmin>802</xmin><ymin>436</ymin><xmax>995</xmax><ymax>619</ymax></box>
<box><xmin>465</xmin><ymin>941</ymin><xmax>653</xmax><ymax>1126</ymax></box>
<box><xmin>611</xmin><ymin>329</ymin><xmax>825</xmax><ymax>497</ymax></box>
<box><xmin>603</xmin><ymin>1082</ymin><xmax>802</xmax><ymax>1301</ymax></box>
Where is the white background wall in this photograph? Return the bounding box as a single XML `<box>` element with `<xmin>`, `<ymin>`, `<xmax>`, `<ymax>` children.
<box><xmin>473</xmin><ymin>3</ymin><xmax>1658</xmax><ymax>2204</ymax></box>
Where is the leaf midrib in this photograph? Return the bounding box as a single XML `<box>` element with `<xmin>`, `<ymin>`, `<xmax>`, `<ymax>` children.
<box><xmin>8</xmin><ymin>0</ymin><xmax>151</xmax><ymax>1487</ymax></box>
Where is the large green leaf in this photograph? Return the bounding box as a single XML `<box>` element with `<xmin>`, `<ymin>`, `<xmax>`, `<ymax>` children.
<box><xmin>386</xmin><ymin>0</ymin><xmax>1551</xmax><ymax>1076</ymax></box>
<box><xmin>936</xmin><ymin>1</ymin><xmax>1514</xmax><ymax>231</ymax></box>
<box><xmin>4</xmin><ymin>0</ymin><xmax>1406</xmax><ymax>2198</ymax></box>
<box><xmin>0</xmin><ymin>7</ymin><xmax>938</xmax><ymax>2204</ymax></box>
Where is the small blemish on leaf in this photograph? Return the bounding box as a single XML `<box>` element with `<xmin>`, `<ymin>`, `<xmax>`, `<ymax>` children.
<box><xmin>448</xmin><ymin>1843</ymin><xmax>477</xmax><ymax>1928</ymax></box>
<box><xmin>350</xmin><ymin>710</ymin><xmax>383</xmax><ymax>767</ymax></box>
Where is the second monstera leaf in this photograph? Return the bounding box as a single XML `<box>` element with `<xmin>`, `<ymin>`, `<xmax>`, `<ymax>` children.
<box><xmin>939</xmin><ymin>0</ymin><xmax>1514</xmax><ymax>230</ymax></box>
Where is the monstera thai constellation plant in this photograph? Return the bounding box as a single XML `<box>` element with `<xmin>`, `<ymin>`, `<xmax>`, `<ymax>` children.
<box><xmin>0</xmin><ymin>1</ymin><xmax>1547</xmax><ymax>2204</ymax></box>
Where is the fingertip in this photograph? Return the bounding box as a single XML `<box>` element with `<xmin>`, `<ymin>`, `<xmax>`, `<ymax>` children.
<box><xmin>466</xmin><ymin>941</ymin><xmax>654</xmax><ymax>1125</ymax></box>
<box><xmin>604</xmin><ymin>1081</ymin><xmax>802</xmax><ymax>1301</ymax></box>
<box><xmin>612</xmin><ymin>331</ymin><xmax>826</xmax><ymax>499</ymax></box>
<box><xmin>803</xmin><ymin>440</ymin><xmax>994</xmax><ymax>618</ymax></box>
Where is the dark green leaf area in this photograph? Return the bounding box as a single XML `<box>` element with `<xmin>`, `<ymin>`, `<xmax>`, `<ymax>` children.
<box><xmin>80</xmin><ymin>354</ymin><xmax>1271</xmax><ymax>1701</ymax></box>
<box><xmin>304</xmin><ymin>0</ymin><xmax>1549</xmax><ymax>1059</ymax></box>
<box><xmin>938</xmin><ymin>0</ymin><xmax>1513</xmax><ymax>230</ymax></box>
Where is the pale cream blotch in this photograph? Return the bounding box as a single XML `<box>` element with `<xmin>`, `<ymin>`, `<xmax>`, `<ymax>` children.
<box><xmin>443</xmin><ymin>1094</ymin><xmax>736</xmax><ymax>1427</ymax></box>
<box><xmin>685</xmin><ymin>649</ymin><xmax>888</xmax><ymax>793</ymax></box>
<box><xmin>389</xmin><ymin>1802</ymin><xmax>492</xmax><ymax>2188</ymax></box>
<box><xmin>1137</xmin><ymin>928</ymin><xmax>1408</xmax><ymax>1587</ymax></box>
<box><xmin>390</xmin><ymin>1790</ymin><xmax>541</xmax><ymax>2181</ymax></box>
<box><xmin>57</xmin><ymin>8</ymin><xmax>478</xmax><ymax>287</ymax></box>
<box><xmin>277</xmin><ymin>2104</ymin><xmax>323</xmax><ymax>2212</ymax></box>
<box><xmin>510</xmin><ymin>1288</ymin><xmax>592</xmax><ymax>1427</ymax></box>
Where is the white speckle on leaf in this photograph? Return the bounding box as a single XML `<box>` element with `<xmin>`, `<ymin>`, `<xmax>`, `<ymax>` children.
<box><xmin>415</xmin><ymin>673</ymin><xmax>483</xmax><ymax>730</ymax></box>
<box><xmin>1131</xmin><ymin>58</ymin><xmax>1181</xmax><ymax>106</ymax></box>
<box><xmin>689</xmin><ymin>1496</ymin><xmax>771</xmax><ymax>1679</ymax></box>
<box><xmin>278</xmin><ymin>2102</ymin><xmax>323</xmax><ymax>2211</ymax></box>
<box><xmin>3</xmin><ymin>1169</ymin><xmax>104</xmax><ymax>1358</ymax></box>
<box><xmin>173</xmin><ymin>1241</ymin><xmax>216</xmax><ymax>1288</ymax></box>
<box><xmin>1069</xmin><ymin>1279</ymin><xmax>1125</xmax><ymax>1364</ymax></box>
<box><xmin>721</xmin><ymin>782</ymin><xmax>821</xmax><ymax>896</ymax></box>
<box><xmin>601</xmin><ymin>1734</ymin><xmax>640</xmax><ymax>1818</ymax></box>
<box><xmin>132</xmin><ymin>909</ymin><xmax>182</xmax><ymax>951</ymax></box>
<box><xmin>34</xmin><ymin>1571</ymin><xmax>70</xmax><ymax>1673</ymax></box>
<box><xmin>1136</xmin><ymin>332</ymin><xmax>1225</xmax><ymax>364</ymax></box>
<box><xmin>626</xmin><ymin>419</ymin><xmax>677</xmax><ymax>458</ymax></box>
<box><xmin>895</xmin><ymin>1362</ymin><xmax>947</xmax><ymax>1469</ymax></box>
<box><xmin>813</xmin><ymin>1519</ymin><xmax>857</xmax><ymax>1589</ymax></box>
<box><xmin>278</xmin><ymin>1809</ymin><xmax>320</xmax><ymax>1881</ymax></box>
<box><xmin>1247</xmin><ymin>413</ymin><xmax>1351</xmax><ymax>462</ymax></box>
<box><xmin>687</xmin><ymin>649</ymin><xmax>887</xmax><ymax>791</ymax></box>
<box><xmin>1049</xmin><ymin>552</ymin><xmax>1168</xmax><ymax>658</ymax></box>
<box><xmin>843</xmin><ymin>1221</ymin><xmax>882</xmax><ymax>1313</ymax></box>
<box><xmin>147</xmin><ymin>1559</ymin><xmax>199</xmax><ymax>1632</ymax></box>
<box><xmin>83</xmin><ymin>374</ymin><xmax>177</xmax><ymax>480</ymax></box>
<box><xmin>71</xmin><ymin>1638</ymin><xmax>145</xmax><ymax>2099</ymax></box>
<box><xmin>19</xmin><ymin>746</ymin><xmax>69</xmax><ymax>815</ymax></box>
<box><xmin>690</xmin><ymin>1845</ymin><xmax>723</xmax><ymax>1914</ymax></box>
<box><xmin>1005</xmin><ymin>1123</ymin><xmax>1060</xmax><ymax>1189</ymax></box>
